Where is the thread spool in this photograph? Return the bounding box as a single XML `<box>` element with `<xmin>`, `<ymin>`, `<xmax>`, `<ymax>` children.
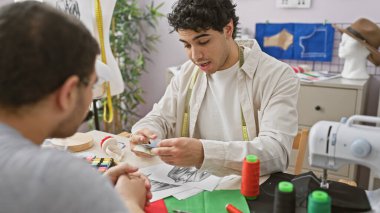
<box><xmin>100</xmin><ymin>136</ymin><xmax>124</xmax><ymax>161</ymax></box>
<box><xmin>241</xmin><ymin>154</ymin><xmax>260</xmax><ymax>200</ymax></box>
<box><xmin>225</xmin><ymin>203</ymin><xmax>242</xmax><ymax>213</ymax></box>
<box><xmin>307</xmin><ymin>190</ymin><xmax>331</xmax><ymax>213</ymax></box>
<box><xmin>273</xmin><ymin>181</ymin><xmax>296</xmax><ymax>213</ymax></box>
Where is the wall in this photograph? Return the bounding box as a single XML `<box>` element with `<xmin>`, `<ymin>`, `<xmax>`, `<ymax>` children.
<box><xmin>1</xmin><ymin>0</ymin><xmax>379</xmax><ymax>116</ymax></box>
<box><xmin>0</xmin><ymin>0</ymin><xmax>12</xmax><ymax>6</ymax></box>
<box><xmin>140</xmin><ymin>0</ymin><xmax>380</xmax><ymax>116</ymax></box>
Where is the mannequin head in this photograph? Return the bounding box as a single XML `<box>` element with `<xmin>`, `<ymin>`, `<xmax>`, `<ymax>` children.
<box><xmin>338</xmin><ymin>33</ymin><xmax>370</xmax><ymax>79</ymax></box>
<box><xmin>335</xmin><ymin>18</ymin><xmax>380</xmax><ymax>79</ymax></box>
<box><xmin>339</xmin><ymin>33</ymin><xmax>370</xmax><ymax>60</ymax></box>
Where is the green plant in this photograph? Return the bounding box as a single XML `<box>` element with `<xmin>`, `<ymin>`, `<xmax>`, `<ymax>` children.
<box><xmin>105</xmin><ymin>0</ymin><xmax>164</xmax><ymax>133</ymax></box>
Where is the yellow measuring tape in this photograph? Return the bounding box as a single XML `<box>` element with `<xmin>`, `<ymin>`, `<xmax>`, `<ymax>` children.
<box><xmin>181</xmin><ymin>68</ymin><xmax>200</xmax><ymax>138</ymax></box>
<box><xmin>95</xmin><ymin>0</ymin><xmax>113</xmax><ymax>123</ymax></box>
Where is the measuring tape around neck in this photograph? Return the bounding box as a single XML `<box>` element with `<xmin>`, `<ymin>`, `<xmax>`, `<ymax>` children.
<box><xmin>181</xmin><ymin>46</ymin><xmax>249</xmax><ymax>141</ymax></box>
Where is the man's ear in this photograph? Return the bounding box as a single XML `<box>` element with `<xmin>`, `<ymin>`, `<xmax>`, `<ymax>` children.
<box><xmin>55</xmin><ymin>75</ymin><xmax>80</xmax><ymax>111</ymax></box>
<box><xmin>224</xmin><ymin>19</ymin><xmax>234</xmax><ymax>38</ymax></box>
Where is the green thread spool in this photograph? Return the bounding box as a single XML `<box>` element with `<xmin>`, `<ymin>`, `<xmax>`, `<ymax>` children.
<box><xmin>246</xmin><ymin>155</ymin><xmax>258</xmax><ymax>163</ymax></box>
<box><xmin>308</xmin><ymin>190</ymin><xmax>331</xmax><ymax>213</ymax></box>
<box><xmin>278</xmin><ymin>181</ymin><xmax>294</xmax><ymax>192</ymax></box>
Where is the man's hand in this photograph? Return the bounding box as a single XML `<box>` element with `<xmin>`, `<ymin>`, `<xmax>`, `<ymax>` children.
<box><xmin>104</xmin><ymin>163</ymin><xmax>152</xmax><ymax>204</ymax></box>
<box><xmin>115</xmin><ymin>174</ymin><xmax>150</xmax><ymax>213</ymax></box>
<box><xmin>130</xmin><ymin>128</ymin><xmax>157</xmax><ymax>158</ymax></box>
<box><xmin>104</xmin><ymin>163</ymin><xmax>138</xmax><ymax>185</ymax></box>
<box><xmin>151</xmin><ymin>137</ymin><xmax>204</xmax><ymax>168</ymax></box>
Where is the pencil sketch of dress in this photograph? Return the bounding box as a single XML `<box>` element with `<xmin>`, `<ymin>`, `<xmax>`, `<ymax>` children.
<box><xmin>56</xmin><ymin>0</ymin><xmax>80</xmax><ymax>18</ymax></box>
<box><xmin>168</xmin><ymin>167</ymin><xmax>211</xmax><ymax>184</ymax></box>
<box><xmin>150</xmin><ymin>180</ymin><xmax>178</xmax><ymax>192</ymax></box>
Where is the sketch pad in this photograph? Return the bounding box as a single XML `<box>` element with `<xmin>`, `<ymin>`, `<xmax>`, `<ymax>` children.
<box><xmin>50</xmin><ymin>132</ymin><xmax>94</xmax><ymax>152</ymax></box>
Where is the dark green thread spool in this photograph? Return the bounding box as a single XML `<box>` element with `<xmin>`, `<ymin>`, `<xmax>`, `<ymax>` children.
<box><xmin>273</xmin><ymin>181</ymin><xmax>295</xmax><ymax>213</ymax></box>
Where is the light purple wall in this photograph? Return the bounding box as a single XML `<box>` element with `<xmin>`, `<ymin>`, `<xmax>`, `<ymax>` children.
<box><xmin>1</xmin><ymin>0</ymin><xmax>379</xmax><ymax>116</ymax></box>
<box><xmin>0</xmin><ymin>0</ymin><xmax>12</xmax><ymax>6</ymax></box>
<box><xmin>140</xmin><ymin>0</ymin><xmax>380</xmax><ymax>116</ymax></box>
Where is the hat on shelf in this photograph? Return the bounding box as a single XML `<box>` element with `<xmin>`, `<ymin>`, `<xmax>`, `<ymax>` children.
<box><xmin>334</xmin><ymin>18</ymin><xmax>380</xmax><ymax>66</ymax></box>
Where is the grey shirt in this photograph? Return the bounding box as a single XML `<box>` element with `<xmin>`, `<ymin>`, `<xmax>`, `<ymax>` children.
<box><xmin>0</xmin><ymin>123</ymin><xmax>128</xmax><ymax>213</ymax></box>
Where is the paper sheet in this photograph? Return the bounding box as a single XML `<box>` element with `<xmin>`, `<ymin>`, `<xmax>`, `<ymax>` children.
<box><xmin>150</xmin><ymin>180</ymin><xmax>192</xmax><ymax>202</ymax></box>
<box><xmin>142</xmin><ymin>163</ymin><xmax>221</xmax><ymax>191</ymax></box>
<box><xmin>140</xmin><ymin>164</ymin><xmax>222</xmax><ymax>201</ymax></box>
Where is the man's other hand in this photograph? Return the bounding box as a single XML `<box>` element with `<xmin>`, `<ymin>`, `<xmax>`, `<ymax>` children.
<box><xmin>151</xmin><ymin>137</ymin><xmax>204</xmax><ymax>168</ymax></box>
<box><xmin>130</xmin><ymin>128</ymin><xmax>157</xmax><ymax>158</ymax></box>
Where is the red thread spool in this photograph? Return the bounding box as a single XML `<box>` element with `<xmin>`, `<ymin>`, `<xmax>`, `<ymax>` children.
<box><xmin>241</xmin><ymin>154</ymin><xmax>260</xmax><ymax>200</ymax></box>
<box><xmin>100</xmin><ymin>136</ymin><xmax>113</xmax><ymax>147</ymax></box>
<box><xmin>226</xmin><ymin>204</ymin><xmax>242</xmax><ymax>213</ymax></box>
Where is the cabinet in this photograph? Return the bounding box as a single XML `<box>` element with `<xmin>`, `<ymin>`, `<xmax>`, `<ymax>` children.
<box><xmin>287</xmin><ymin>78</ymin><xmax>368</xmax><ymax>181</ymax></box>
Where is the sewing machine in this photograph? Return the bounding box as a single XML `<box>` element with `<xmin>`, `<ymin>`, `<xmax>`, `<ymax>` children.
<box><xmin>309</xmin><ymin>115</ymin><xmax>380</xmax><ymax>188</ymax></box>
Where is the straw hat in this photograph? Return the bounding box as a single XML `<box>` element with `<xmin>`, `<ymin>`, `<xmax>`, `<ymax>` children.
<box><xmin>335</xmin><ymin>18</ymin><xmax>380</xmax><ymax>66</ymax></box>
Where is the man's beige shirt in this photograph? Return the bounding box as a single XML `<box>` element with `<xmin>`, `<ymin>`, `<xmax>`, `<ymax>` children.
<box><xmin>132</xmin><ymin>40</ymin><xmax>300</xmax><ymax>176</ymax></box>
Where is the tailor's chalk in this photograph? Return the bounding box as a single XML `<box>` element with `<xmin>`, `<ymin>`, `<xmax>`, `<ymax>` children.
<box><xmin>133</xmin><ymin>144</ymin><xmax>155</xmax><ymax>155</ymax></box>
<box><xmin>86</xmin><ymin>157</ymin><xmax>115</xmax><ymax>173</ymax></box>
<box><xmin>141</xmin><ymin>138</ymin><xmax>160</xmax><ymax>149</ymax></box>
<box><xmin>98</xmin><ymin>167</ymin><xmax>107</xmax><ymax>173</ymax></box>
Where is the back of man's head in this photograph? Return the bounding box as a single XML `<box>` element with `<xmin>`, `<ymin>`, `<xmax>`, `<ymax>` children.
<box><xmin>168</xmin><ymin>0</ymin><xmax>239</xmax><ymax>38</ymax></box>
<box><xmin>0</xmin><ymin>1</ymin><xmax>99</xmax><ymax>109</ymax></box>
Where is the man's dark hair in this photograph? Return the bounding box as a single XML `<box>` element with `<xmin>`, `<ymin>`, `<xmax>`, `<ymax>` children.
<box><xmin>0</xmin><ymin>1</ymin><xmax>99</xmax><ymax>108</ymax></box>
<box><xmin>167</xmin><ymin>0</ymin><xmax>239</xmax><ymax>38</ymax></box>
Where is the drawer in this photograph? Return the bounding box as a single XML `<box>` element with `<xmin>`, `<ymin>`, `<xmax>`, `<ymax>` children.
<box><xmin>298</xmin><ymin>86</ymin><xmax>357</xmax><ymax>126</ymax></box>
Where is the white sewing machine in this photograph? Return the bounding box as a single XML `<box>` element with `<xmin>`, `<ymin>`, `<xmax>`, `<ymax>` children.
<box><xmin>308</xmin><ymin>115</ymin><xmax>380</xmax><ymax>188</ymax></box>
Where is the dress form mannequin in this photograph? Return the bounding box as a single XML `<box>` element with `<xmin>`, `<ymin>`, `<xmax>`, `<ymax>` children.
<box><xmin>338</xmin><ymin>33</ymin><xmax>370</xmax><ymax>80</ymax></box>
<box><xmin>56</xmin><ymin>0</ymin><xmax>80</xmax><ymax>18</ymax></box>
<box><xmin>45</xmin><ymin>0</ymin><xmax>124</xmax><ymax>97</ymax></box>
<box><xmin>15</xmin><ymin>0</ymin><xmax>124</xmax><ymax>125</ymax></box>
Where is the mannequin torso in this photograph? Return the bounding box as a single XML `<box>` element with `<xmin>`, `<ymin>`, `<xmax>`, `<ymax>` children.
<box><xmin>45</xmin><ymin>0</ymin><xmax>124</xmax><ymax>96</ymax></box>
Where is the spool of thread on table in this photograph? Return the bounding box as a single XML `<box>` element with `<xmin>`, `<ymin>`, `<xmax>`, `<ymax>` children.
<box><xmin>307</xmin><ymin>190</ymin><xmax>331</xmax><ymax>213</ymax></box>
<box><xmin>273</xmin><ymin>181</ymin><xmax>296</xmax><ymax>213</ymax></box>
<box><xmin>241</xmin><ymin>154</ymin><xmax>260</xmax><ymax>200</ymax></box>
<box><xmin>225</xmin><ymin>203</ymin><xmax>242</xmax><ymax>213</ymax></box>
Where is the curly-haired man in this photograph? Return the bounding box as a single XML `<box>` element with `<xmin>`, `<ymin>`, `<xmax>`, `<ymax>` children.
<box><xmin>131</xmin><ymin>0</ymin><xmax>300</xmax><ymax>177</ymax></box>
